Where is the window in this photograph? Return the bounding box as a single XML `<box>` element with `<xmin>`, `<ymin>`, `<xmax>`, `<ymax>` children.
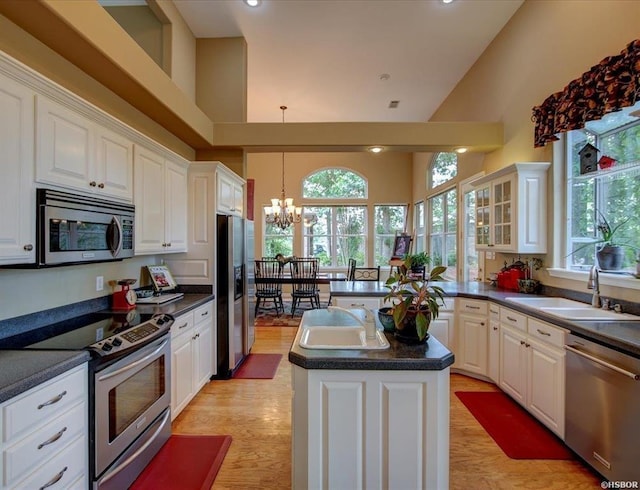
<box><xmin>431</xmin><ymin>152</ymin><xmax>457</xmax><ymax>188</ymax></box>
<box><xmin>263</xmin><ymin>221</ymin><xmax>293</xmax><ymax>258</ymax></box>
<box><xmin>302</xmin><ymin>206</ymin><xmax>366</xmax><ymax>267</ymax></box>
<box><xmin>565</xmin><ymin>104</ymin><xmax>640</xmax><ymax>272</ymax></box>
<box><xmin>303</xmin><ymin>168</ymin><xmax>366</xmax><ymax>198</ymax></box>
<box><xmin>429</xmin><ymin>188</ymin><xmax>457</xmax><ymax>281</ymax></box>
<box><xmin>374</xmin><ymin>205</ymin><xmax>407</xmax><ymax>266</ymax></box>
<box><xmin>414</xmin><ymin>201</ymin><xmax>425</xmax><ymax>253</ymax></box>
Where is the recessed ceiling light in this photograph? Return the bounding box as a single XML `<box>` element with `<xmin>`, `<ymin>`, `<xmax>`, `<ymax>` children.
<box><xmin>244</xmin><ymin>0</ymin><xmax>261</xmax><ymax>7</ymax></box>
<box><xmin>442</xmin><ymin>0</ymin><xmax>454</xmax><ymax>4</ymax></box>
<box><xmin>455</xmin><ymin>147</ymin><xmax>468</xmax><ymax>154</ymax></box>
<box><xmin>379</xmin><ymin>73</ymin><xmax>390</xmax><ymax>81</ymax></box>
<box><xmin>368</xmin><ymin>146</ymin><xmax>384</xmax><ymax>154</ymax></box>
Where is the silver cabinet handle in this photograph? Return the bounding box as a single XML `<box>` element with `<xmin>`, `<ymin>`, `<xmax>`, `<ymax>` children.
<box><xmin>24</xmin><ymin>244</ymin><xmax>33</xmax><ymax>251</ymax></box>
<box><xmin>178</xmin><ymin>323</ymin><xmax>189</xmax><ymax>329</ymax></box>
<box><xmin>465</xmin><ymin>305</ymin><xmax>480</xmax><ymax>310</ymax></box>
<box><xmin>38</xmin><ymin>391</ymin><xmax>67</xmax><ymax>409</ymax></box>
<box><xmin>39</xmin><ymin>466</ymin><xmax>67</xmax><ymax>489</ymax></box>
<box><xmin>506</xmin><ymin>316</ymin><xmax>517</xmax><ymax>322</ymax></box>
<box><xmin>536</xmin><ymin>328</ymin><xmax>551</xmax><ymax>336</ymax></box>
<box><xmin>38</xmin><ymin>427</ymin><xmax>67</xmax><ymax>449</ymax></box>
<box><xmin>565</xmin><ymin>345</ymin><xmax>640</xmax><ymax>380</ymax></box>
<box><xmin>200</xmin><ymin>311</ymin><xmax>209</xmax><ymax>317</ymax></box>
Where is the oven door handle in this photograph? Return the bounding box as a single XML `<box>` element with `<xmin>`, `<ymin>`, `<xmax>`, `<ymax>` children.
<box><xmin>565</xmin><ymin>344</ymin><xmax>640</xmax><ymax>380</ymax></box>
<box><xmin>98</xmin><ymin>409</ymin><xmax>171</xmax><ymax>486</ymax></box>
<box><xmin>109</xmin><ymin>215</ymin><xmax>123</xmax><ymax>258</ymax></box>
<box><xmin>97</xmin><ymin>339</ymin><xmax>169</xmax><ymax>381</ymax></box>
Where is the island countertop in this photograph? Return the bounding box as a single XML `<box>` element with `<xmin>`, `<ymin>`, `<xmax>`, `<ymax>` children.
<box><xmin>288</xmin><ymin>309</ymin><xmax>454</xmax><ymax>370</ymax></box>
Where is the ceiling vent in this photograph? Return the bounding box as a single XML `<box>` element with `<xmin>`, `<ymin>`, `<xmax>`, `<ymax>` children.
<box><xmin>388</xmin><ymin>100</ymin><xmax>400</xmax><ymax>109</ymax></box>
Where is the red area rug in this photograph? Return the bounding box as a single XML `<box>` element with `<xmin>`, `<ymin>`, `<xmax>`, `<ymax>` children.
<box><xmin>455</xmin><ymin>391</ymin><xmax>573</xmax><ymax>460</ymax></box>
<box><xmin>233</xmin><ymin>353</ymin><xmax>282</xmax><ymax>379</ymax></box>
<box><xmin>130</xmin><ymin>434</ymin><xmax>232</xmax><ymax>490</ymax></box>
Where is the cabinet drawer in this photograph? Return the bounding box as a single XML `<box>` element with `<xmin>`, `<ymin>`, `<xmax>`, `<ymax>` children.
<box><xmin>171</xmin><ymin>311</ymin><xmax>194</xmax><ymax>339</ymax></box>
<box><xmin>458</xmin><ymin>298</ymin><xmax>487</xmax><ymax>316</ymax></box>
<box><xmin>4</xmin><ymin>402</ymin><xmax>86</xmax><ymax>486</ymax></box>
<box><xmin>11</xmin><ymin>434</ymin><xmax>86</xmax><ymax>490</ymax></box>
<box><xmin>527</xmin><ymin>318</ymin><xmax>566</xmax><ymax>348</ymax></box>
<box><xmin>488</xmin><ymin>303</ymin><xmax>500</xmax><ymax>318</ymax></box>
<box><xmin>193</xmin><ymin>302</ymin><xmax>213</xmax><ymax>325</ymax></box>
<box><xmin>3</xmin><ymin>365</ymin><xmax>86</xmax><ymax>443</ymax></box>
<box><xmin>334</xmin><ymin>297</ymin><xmax>382</xmax><ymax>310</ymax></box>
<box><xmin>500</xmin><ymin>307</ymin><xmax>527</xmax><ymax>331</ymax></box>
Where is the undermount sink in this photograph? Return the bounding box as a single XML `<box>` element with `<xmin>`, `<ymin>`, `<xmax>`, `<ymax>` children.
<box><xmin>299</xmin><ymin>326</ymin><xmax>390</xmax><ymax>350</ymax></box>
<box><xmin>504</xmin><ymin>297</ymin><xmax>588</xmax><ymax>308</ymax></box>
<box><xmin>539</xmin><ymin>307</ymin><xmax>639</xmax><ymax>321</ymax></box>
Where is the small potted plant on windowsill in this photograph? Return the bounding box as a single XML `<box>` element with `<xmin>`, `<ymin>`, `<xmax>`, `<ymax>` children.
<box><xmin>383</xmin><ymin>259</ymin><xmax>446</xmax><ymax>344</ymax></box>
<box><xmin>404</xmin><ymin>251</ymin><xmax>431</xmax><ymax>277</ymax></box>
<box><xmin>574</xmin><ymin>210</ymin><xmax>633</xmax><ymax>270</ymax></box>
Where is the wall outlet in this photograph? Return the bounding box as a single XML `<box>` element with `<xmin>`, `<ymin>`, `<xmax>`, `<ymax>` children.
<box><xmin>96</xmin><ymin>276</ymin><xmax>104</xmax><ymax>291</ymax></box>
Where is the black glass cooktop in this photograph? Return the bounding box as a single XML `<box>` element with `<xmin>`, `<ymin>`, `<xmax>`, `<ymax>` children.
<box><xmin>0</xmin><ymin>310</ymin><xmax>156</xmax><ymax>351</ymax></box>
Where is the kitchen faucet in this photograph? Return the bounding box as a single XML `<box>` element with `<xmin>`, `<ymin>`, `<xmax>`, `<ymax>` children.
<box><xmin>587</xmin><ymin>265</ymin><xmax>600</xmax><ymax>308</ymax></box>
<box><xmin>327</xmin><ymin>305</ymin><xmax>377</xmax><ymax>339</ymax></box>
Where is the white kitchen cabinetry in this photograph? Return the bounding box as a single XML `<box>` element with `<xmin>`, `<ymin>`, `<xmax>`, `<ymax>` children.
<box><xmin>171</xmin><ymin>301</ymin><xmax>214</xmax><ymax>419</ymax></box>
<box><xmin>428</xmin><ymin>298</ymin><xmax>455</xmax><ymax>350</ymax></box>
<box><xmin>0</xmin><ymin>363</ymin><xmax>88</xmax><ymax>489</ymax></box>
<box><xmin>455</xmin><ymin>298</ymin><xmax>489</xmax><ymax>377</ymax></box>
<box><xmin>499</xmin><ymin>307</ymin><xmax>566</xmax><ymax>438</ymax></box>
<box><xmin>488</xmin><ymin>303</ymin><xmax>500</xmax><ymax>382</ymax></box>
<box><xmin>134</xmin><ymin>145</ymin><xmax>188</xmax><ymax>255</ymax></box>
<box><xmin>0</xmin><ymin>72</ymin><xmax>35</xmax><ymax>266</ymax></box>
<box><xmin>217</xmin><ymin>166</ymin><xmax>244</xmax><ymax>217</ymax></box>
<box><xmin>472</xmin><ymin>162</ymin><xmax>549</xmax><ymax>253</ymax></box>
<box><xmin>334</xmin><ymin>296</ymin><xmax>383</xmax><ymax>311</ymax></box>
<box><xmin>292</xmin><ymin>365</ymin><xmax>449</xmax><ymax>490</ymax></box>
<box><xmin>35</xmin><ymin>95</ymin><xmax>134</xmax><ymax>201</ymax></box>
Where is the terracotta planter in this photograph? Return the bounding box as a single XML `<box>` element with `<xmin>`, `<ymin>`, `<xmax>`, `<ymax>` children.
<box><xmin>596</xmin><ymin>245</ymin><xmax>624</xmax><ymax>270</ymax></box>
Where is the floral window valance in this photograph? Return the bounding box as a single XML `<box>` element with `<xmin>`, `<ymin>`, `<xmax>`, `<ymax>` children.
<box><xmin>532</xmin><ymin>39</ymin><xmax>640</xmax><ymax>148</ymax></box>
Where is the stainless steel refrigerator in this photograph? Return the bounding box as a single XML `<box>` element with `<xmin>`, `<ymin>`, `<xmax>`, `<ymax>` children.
<box><xmin>245</xmin><ymin>219</ymin><xmax>256</xmax><ymax>355</ymax></box>
<box><xmin>215</xmin><ymin>214</ymin><xmax>245</xmax><ymax>378</ymax></box>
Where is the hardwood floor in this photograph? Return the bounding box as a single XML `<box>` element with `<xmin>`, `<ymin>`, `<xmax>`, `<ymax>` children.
<box><xmin>171</xmin><ymin>326</ymin><xmax>601</xmax><ymax>489</ymax></box>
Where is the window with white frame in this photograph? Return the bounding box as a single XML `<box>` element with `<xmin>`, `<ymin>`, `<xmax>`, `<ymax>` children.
<box><xmin>429</xmin><ymin>189</ymin><xmax>457</xmax><ymax>280</ymax></box>
<box><xmin>374</xmin><ymin>205</ymin><xmax>407</xmax><ymax>266</ymax></box>
<box><xmin>414</xmin><ymin>201</ymin><xmax>425</xmax><ymax>253</ymax></box>
<box><xmin>565</xmin><ymin>104</ymin><xmax>640</xmax><ymax>272</ymax></box>
<box><xmin>431</xmin><ymin>152</ymin><xmax>458</xmax><ymax>188</ymax></box>
<box><xmin>302</xmin><ymin>206</ymin><xmax>367</xmax><ymax>267</ymax></box>
<box><xmin>263</xmin><ymin>221</ymin><xmax>293</xmax><ymax>258</ymax></box>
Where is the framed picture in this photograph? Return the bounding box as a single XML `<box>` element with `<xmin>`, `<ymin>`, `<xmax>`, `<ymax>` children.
<box><xmin>147</xmin><ymin>265</ymin><xmax>177</xmax><ymax>292</ymax></box>
<box><xmin>391</xmin><ymin>233</ymin><xmax>412</xmax><ymax>260</ymax></box>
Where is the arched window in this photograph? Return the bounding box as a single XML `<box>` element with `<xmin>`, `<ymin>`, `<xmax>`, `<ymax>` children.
<box><xmin>303</xmin><ymin>168</ymin><xmax>367</xmax><ymax>198</ymax></box>
<box><xmin>431</xmin><ymin>152</ymin><xmax>457</xmax><ymax>188</ymax></box>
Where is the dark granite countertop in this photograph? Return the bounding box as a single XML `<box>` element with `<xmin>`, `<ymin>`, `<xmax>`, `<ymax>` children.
<box><xmin>0</xmin><ymin>350</ymin><xmax>89</xmax><ymax>403</ymax></box>
<box><xmin>289</xmin><ymin>309</ymin><xmax>455</xmax><ymax>370</ymax></box>
<box><xmin>330</xmin><ymin>281</ymin><xmax>640</xmax><ymax>357</ymax></box>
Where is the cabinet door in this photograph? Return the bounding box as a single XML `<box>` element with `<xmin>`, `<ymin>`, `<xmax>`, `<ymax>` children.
<box><xmin>164</xmin><ymin>160</ymin><xmax>188</xmax><ymax>252</ymax></box>
<box><xmin>457</xmin><ymin>313</ymin><xmax>488</xmax><ymax>376</ymax></box>
<box><xmin>334</xmin><ymin>297</ymin><xmax>382</xmax><ymax>310</ymax></box>
<box><xmin>232</xmin><ymin>181</ymin><xmax>244</xmax><ymax>217</ymax></box>
<box><xmin>429</xmin><ymin>311</ymin><xmax>453</xmax><ymax>350</ymax></box>
<box><xmin>35</xmin><ymin>95</ymin><xmax>94</xmax><ymax>192</ymax></box>
<box><xmin>194</xmin><ymin>316</ymin><xmax>213</xmax><ymax>391</ymax></box>
<box><xmin>171</xmin><ymin>330</ymin><xmax>195</xmax><ymax>419</ymax></box>
<box><xmin>474</xmin><ymin>185</ymin><xmax>491</xmax><ymax>249</ymax></box>
<box><xmin>217</xmin><ymin>172</ymin><xmax>234</xmax><ymax>214</ymax></box>
<box><xmin>95</xmin><ymin>127</ymin><xmax>133</xmax><ymax>201</ymax></box>
<box><xmin>492</xmin><ymin>176</ymin><xmax>514</xmax><ymax>251</ymax></box>
<box><xmin>134</xmin><ymin>146</ymin><xmax>166</xmax><ymax>254</ymax></box>
<box><xmin>499</xmin><ymin>326</ymin><xmax>527</xmax><ymax>406</ymax></box>
<box><xmin>527</xmin><ymin>339</ymin><xmax>565</xmax><ymax>437</ymax></box>
<box><xmin>0</xmin><ymin>73</ymin><xmax>35</xmax><ymax>265</ymax></box>
<box><xmin>488</xmin><ymin>318</ymin><xmax>500</xmax><ymax>383</ymax></box>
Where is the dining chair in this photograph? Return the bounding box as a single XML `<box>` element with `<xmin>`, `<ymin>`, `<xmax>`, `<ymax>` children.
<box><xmin>346</xmin><ymin>258</ymin><xmax>357</xmax><ymax>281</ymax></box>
<box><xmin>289</xmin><ymin>258</ymin><xmax>321</xmax><ymax>316</ymax></box>
<box><xmin>352</xmin><ymin>266</ymin><xmax>381</xmax><ymax>281</ymax></box>
<box><xmin>254</xmin><ymin>259</ymin><xmax>284</xmax><ymax>317</ymax></box>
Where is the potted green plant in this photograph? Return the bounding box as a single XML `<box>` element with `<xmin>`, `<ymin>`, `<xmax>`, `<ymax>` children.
<box><xmin>383</xmin><ymin>259</ymin><xmax>447</xmax><ymax>344</ymax></box>
<box><xmin>404</xmin><ymin>251</ymin><xmax>431</xmax><ymax>276</ymax></box>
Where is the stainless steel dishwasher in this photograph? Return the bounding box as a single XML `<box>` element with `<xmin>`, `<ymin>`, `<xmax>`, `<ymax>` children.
<box><xmin>565</xmin><ymin>333</ymin><xmax>640</xmax><ymax>482</ymax></box>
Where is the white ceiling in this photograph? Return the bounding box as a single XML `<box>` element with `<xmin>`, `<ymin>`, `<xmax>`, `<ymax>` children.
<box><xmin>174</xmin><ymin>0</ymin><xmax>523</xmax><ymax>124</ymax></box>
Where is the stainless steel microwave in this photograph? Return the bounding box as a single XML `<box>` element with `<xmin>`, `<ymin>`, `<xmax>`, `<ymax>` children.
<box><xmin>36</xmin><ymin>188</ymin><xmax>135</xmax><ymax>267</ymax></box>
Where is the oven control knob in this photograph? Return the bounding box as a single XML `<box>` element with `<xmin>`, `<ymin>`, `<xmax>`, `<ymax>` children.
<box><xmin>156</xmin><ymin>317</ymin><xmax>165</xmax><ymax>325</ymax></box>
<box><xmin>101</xmin><ymin>343</ymin><xmax>113</xmax><ymax>352</ymax></box>
<box><xmin>111</xmin><ymin>337</ymin><xmax>122</xmax><ymax>347</ymax></box>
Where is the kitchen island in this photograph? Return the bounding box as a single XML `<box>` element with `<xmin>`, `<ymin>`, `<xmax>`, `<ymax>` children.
<box><xmin>289</xmin><ymin>309</ymin><xmax>454</xmax><ymax>490</ymax></box>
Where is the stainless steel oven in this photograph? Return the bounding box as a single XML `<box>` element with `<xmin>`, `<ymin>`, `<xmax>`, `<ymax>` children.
<box><xmin>36</xmin><ymin>188</ymin><xmax>134</xmax><ymax>267</ymax></box>
<box><xmin>93</xmin><ymin>334</ymin><xmax>171</xmax><ymax>489</ymax></box>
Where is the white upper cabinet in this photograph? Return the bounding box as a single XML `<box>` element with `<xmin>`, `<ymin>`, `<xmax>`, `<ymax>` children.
<box><xmin>472</xmin><ymin>162</ymin><xmax>550</xmax><ymax>254</ymax></box>
<box><xmin>0</xmin><ymin>72</ymin><xmax>35</xmax><ymax>265</ymax></box>
<box><xmin>216</xmin><ymin>166</ymin><xmax>244</xmax><ymax>217</ymax></box>
<box><xmin>134</xmin><ymin>145</ymin><xmax>188</xmax><ymax>255</ymax></box>
<box><xmin>35</xmin><ymin>95</ymin><xmax>134</xmax><ymax>202</ymax></box>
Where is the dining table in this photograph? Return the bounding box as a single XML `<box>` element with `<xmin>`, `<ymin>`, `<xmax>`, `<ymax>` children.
<box><xmin>253</xmin><ymin>272</ymin><xmax>347</xmax><ymax>285</ymax></box>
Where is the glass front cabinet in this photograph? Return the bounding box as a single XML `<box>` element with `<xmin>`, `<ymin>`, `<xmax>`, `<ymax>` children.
<box><xmin>472</xmin><ymin>163</ymin><xmax>549</xmax><ymax>254</ymax></box>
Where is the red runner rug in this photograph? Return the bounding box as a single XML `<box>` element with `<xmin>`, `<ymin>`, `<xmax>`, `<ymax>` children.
<box><xmin>130</xmin><ymin>434</ymin><xmax>232</xmax><ymax>490</ymax></box>
<box><xmin>233</xmin><ymin>353</ymin><xmax>282</xmax><ymax>379</ymax></box>
<box><xmin>455</xmin><ymin>391</ymin><xmax>573</xmax><ymax>460</ymax></box>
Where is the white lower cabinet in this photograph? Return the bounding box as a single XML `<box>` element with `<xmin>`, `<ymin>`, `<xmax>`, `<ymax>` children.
<box><xmin>0</xmin><ymin>363</ymin><xmax>88</xmax><ymax>489</ymax></box>
<box><xmin>333</xmin><ymin>296</ymin><xmax>383</xmax><ymax>311</ymax></box>
<box><xmin>455</xmin><ymin>298</ymin><xmax>489</xmax><ymax>376</ymax></box>
<box><xmin>499</xmin><ymin>307</ymin><xmax>566</xmax><ymax>438</ymax></box>
<box><xmin>171</xmin><ymin>301</ymin><xmax>214</xmax><ymax>419</ymax></box>
<box><xmin>292</xmin><ymin>365</ymin><xmax>450</xmax><ymax>490</ymax></box>
<box><xmin>428</xmin><ymin>298</ymin><xmax>455</xmax><ymax>350</ymax></box>
<box><xmin>488</xmin><ymin>303</ymin><xmax>500</xmax><ymax>383</ymax></box>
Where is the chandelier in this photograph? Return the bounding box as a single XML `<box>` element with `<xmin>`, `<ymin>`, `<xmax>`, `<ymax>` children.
<box><xmin>264</xmin><ymin>106</ymin><xmax>304</xmax><ymax>230</ymax></box>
